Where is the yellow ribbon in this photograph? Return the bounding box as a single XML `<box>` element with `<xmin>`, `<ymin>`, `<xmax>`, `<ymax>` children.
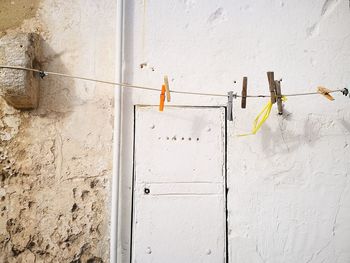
<box><xmin>238</xmin><ymin>96</ymin><xmax>287</xmax><ymax>136</ymax></box>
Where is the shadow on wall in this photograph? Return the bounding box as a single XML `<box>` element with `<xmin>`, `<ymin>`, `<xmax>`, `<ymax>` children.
<box><xmin>340</xmin><ymin>119</ymin><xmax>350</xmax><ymax>133</ymax></box>
<box><xmin>260</xmin><ymin>109</ymin><xmax>350</xmax><ymax>156</ymax></box>
<box><xmin>0</xmin><ymin>32</ymin><xmax>77</xmax><ymax>151</ymax></box>
<box><xmin>33</xmin><ymin>37</ymin><xmax>79</xmax><ymax>117</ymax></box>
<box><xmin>260</xmin><ymin>110</ymin><xmax>299</xmax><ymax>156</ymax></box>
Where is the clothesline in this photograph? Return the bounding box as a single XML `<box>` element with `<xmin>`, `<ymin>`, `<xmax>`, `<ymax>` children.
<box><xmin>0</xmin><ymin>65</ymin><xmax>345</xmax><ymax>98</ymax></box>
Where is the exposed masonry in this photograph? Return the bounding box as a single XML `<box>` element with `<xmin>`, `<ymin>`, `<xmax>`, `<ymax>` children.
<box><xmin>0</xmin><ymin>0</ymin><xmax>115</xmax><ymax>262</ymax></box>
<box><xmin>0</xmin><ymin>93</ymin><xmax>109</xmax><ymax>262</ymax></box>
<box><xmin>0</xmin><ymin>33</ymin><xmax>41</xmax><ymax>109</ymax></box>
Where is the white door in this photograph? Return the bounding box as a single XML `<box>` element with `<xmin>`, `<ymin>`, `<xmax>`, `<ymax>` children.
<box><xmin>132</xmin><ymin>106</ymin><xmax>227</xmax><ymax>263</ymax></box>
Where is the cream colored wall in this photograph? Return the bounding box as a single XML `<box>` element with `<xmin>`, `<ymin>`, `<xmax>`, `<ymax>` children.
<box><xmin>0</xmin><ymin>1</ymin><xmax>117</xmax><ymax>262</ymax></box>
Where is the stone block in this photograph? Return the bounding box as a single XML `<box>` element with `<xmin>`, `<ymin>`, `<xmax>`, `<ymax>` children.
<box><xmin>0</xmin><ymin>33</ymin><xmax>41</xmax><ymax>109</ymax></box>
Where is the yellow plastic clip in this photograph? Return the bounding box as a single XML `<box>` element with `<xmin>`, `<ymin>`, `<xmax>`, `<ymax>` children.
<box><xmin>238</xmin><ymin>96</ymin><xmax>287</xmax><ymax>136</ymax></box>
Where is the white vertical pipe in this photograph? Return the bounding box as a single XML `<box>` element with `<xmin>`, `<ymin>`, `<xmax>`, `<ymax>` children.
<box><xmin>110</xmin><ymin>0</ymin><xmax>124</xmax><ymax>262</ymax></box>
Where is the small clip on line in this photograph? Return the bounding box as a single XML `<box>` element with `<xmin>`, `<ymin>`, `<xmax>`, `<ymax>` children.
<box><xmin>241</xmin><ymin>77</ymin><xmax>248</xmax><ymax>109</ymax></box>
<box><xmin>39</xmin><ymin>71</ymin><xmax>48</xmax><ymax>79</ymax></box>
<box><xmin>227</xmin><ymin>91</ymin><xmax>235</xmax><ymax>121</ymax></box>
<box><xmin>164</xmin><ymin>75</ymin><xmax>171</xmax><ymax>102</ymax></box>
<box><xmin>275</xmin><ymin>79</ymin><xmax>283</xmax><ymax>115</ymax></box>
<box><xmin>317</xmin><ymin>86</ymin><xmax>335</xmax><ymax>101</ymax></box>
<box><xmin>342</xmin><ymin>87</ymin><xmax>349</xmax><ymax>97</ymax></box>
<box><xmin>159</xmin><ymin>84</ymin><xmax>166</xmax><ymax>112</ymax></box>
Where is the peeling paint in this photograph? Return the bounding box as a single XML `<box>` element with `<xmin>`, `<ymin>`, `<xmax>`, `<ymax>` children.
<box><xmin>0</xmin><ymin>0</ymin><xmax>116</xmax><ymax>262</ymax></box>
<box><xmin>0</xmin><ymin>0</ymin><xmax>41</xmax><ymax>31</ymax></box>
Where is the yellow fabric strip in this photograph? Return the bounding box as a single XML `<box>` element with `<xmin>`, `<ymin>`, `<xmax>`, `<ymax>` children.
<box><xmin>238</xmin><ymin>96</ymin><xmax>287</xmax><ymax>136</ymax></box>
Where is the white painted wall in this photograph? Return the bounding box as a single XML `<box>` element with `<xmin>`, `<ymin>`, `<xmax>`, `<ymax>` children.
<box><xmin>119</xmin><ymin>0</ymin><xmax>350</xmax><ymax>262</ymax></box>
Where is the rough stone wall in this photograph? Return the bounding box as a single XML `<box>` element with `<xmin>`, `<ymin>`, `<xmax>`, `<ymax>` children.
<box><xmin>0</xmin><ymin>33</ymin><xmax>41</xmax><ymax>109</ymax></box>
<box><xmin>0</xmin><ymin>1</ymin><xmax>116</xmax><ymax>262</ymax></box>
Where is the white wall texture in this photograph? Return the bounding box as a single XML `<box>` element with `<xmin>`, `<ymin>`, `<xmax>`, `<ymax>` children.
<box><xmin>119</xmin><ymin>0</ymin><xmax>350</xmax><ymax>262</ymax></box>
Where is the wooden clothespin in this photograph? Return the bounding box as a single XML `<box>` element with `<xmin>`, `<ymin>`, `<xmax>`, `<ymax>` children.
<box><xmin>241</xmin><ymin>77</ymin><xmax>248</xmax><ymax>109</ymax></box>
<box><xmin>274</xmin><ymin>79</ymin><xmax>283</xmax><ymax>115</ymax></box>
<box><xmin>267</xmin><ymin>72</ymin><xmax>284</xmax><ymax>115</ymax></box>
<box><xmin>227</xmin><ymin>91</ymin><xmax>234</xmax><ymax>121</ymax></box>
<box><xmin>317</xmin><ymin>86</ymin><xmax>334</xmax><ymax>101</ymax></box>
<box><xmin>164</xmin><ymin>75</ymin><xmax>171</xmax><ymax>102</ymax></box>
<box><xmin>159</xmin><ymin>84</ymin><xmax>166</xmax><ymax>111</ymax></box>
<box><xmin>267</xmin><ymin>72</ymin><xmax>276</xmax><ymax>104</ymax></box>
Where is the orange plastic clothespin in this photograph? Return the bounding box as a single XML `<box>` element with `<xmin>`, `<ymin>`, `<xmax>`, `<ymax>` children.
<box><xmin>164</xmin><ymin>75</ymin><xmax>171</xmax><ymax>102</ymax></box>
<box><xmin>159</xmin><ymin>84</ymin><xmax>166</xmax><ymax>111</ymax></box>
<box><xmin>317</xmin><ymin>86</ymin><xmax>334</xmax><ymax>101</ymax></box>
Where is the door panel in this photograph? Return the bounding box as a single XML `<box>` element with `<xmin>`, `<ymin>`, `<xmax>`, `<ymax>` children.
<box><xmin>132</xmin><ymin>106</ymin><xmax>227</xmax><ymax>263</ymax></box>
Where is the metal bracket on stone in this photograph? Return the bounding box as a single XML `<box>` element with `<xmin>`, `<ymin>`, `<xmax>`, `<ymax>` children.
<box><xmin>0</xmin><ymin>33</ymin><xmax>41</xmax><ymax>110</ymax></box>
<box><xmin>39</xmin><ymin>71</ymin><xmax>48</xmax><ymax>79</ymax></box>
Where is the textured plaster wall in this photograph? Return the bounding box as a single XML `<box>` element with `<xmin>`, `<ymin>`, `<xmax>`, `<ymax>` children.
<box><xmin>0</xmin><ymin>1</ymin><xmax>116</xmax><ymax>262</ymax></box>
<box><xmin>119</xmin><ymin>0</ymin><xmax>350</xmax><ymax>262</ymax></box>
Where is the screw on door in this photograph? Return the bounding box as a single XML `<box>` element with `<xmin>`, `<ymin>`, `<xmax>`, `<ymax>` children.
<box><xmin>144</xmin><ymin>188</ymin><xmax>150</xmax><ymax>194</ymax></box>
